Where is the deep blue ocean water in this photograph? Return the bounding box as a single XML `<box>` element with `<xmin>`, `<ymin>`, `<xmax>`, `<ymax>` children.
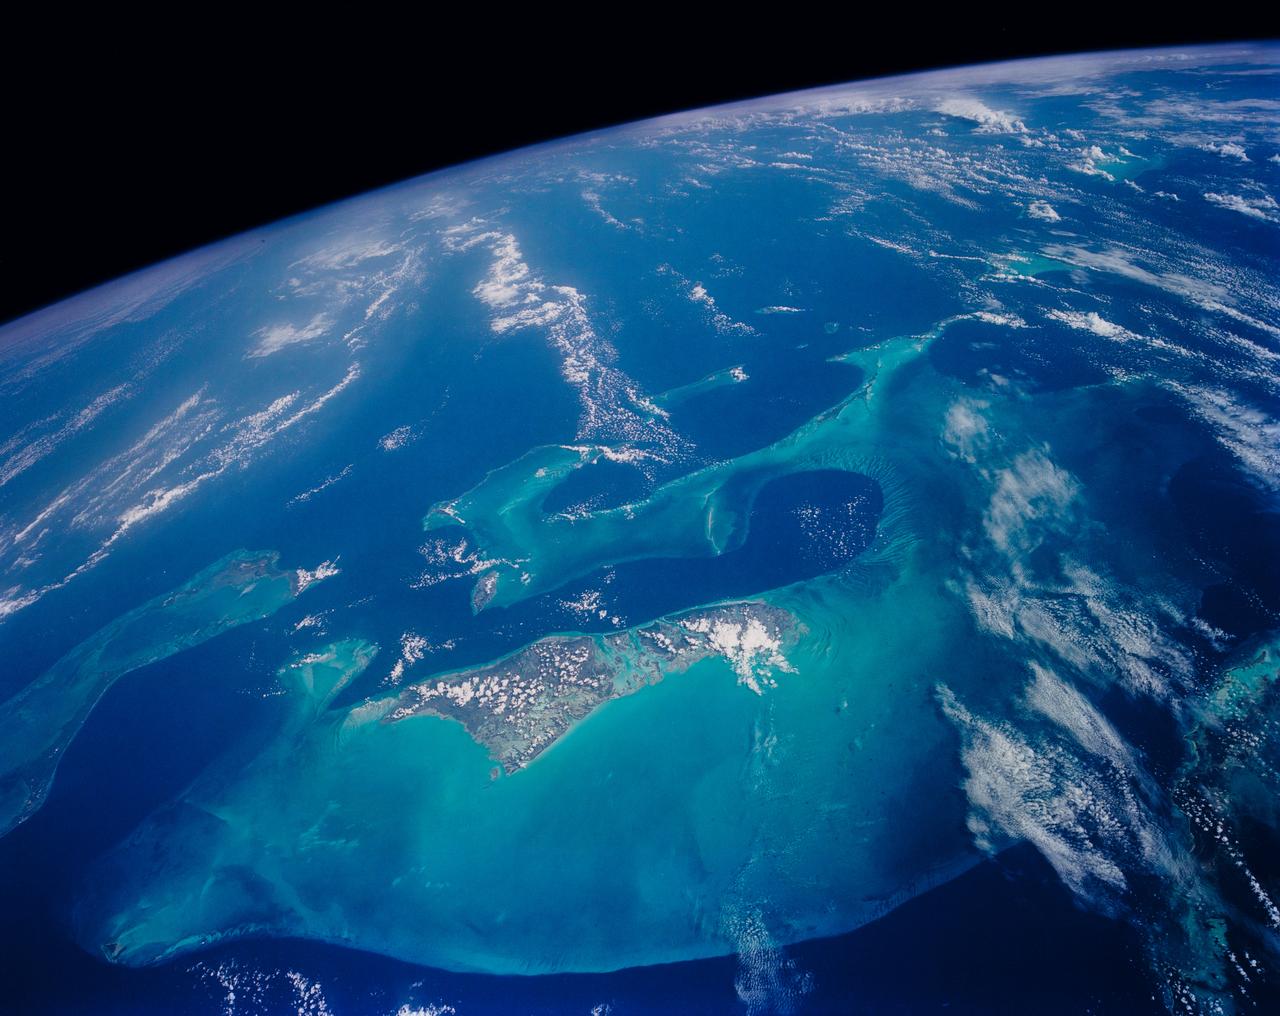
<box><xmin>0</xmin><ymin>43</ymin><xmax>1278</xmax><ymax>1014</ymax></box>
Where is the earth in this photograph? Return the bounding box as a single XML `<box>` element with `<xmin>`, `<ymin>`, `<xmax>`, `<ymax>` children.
<box><xmin>1</xmin><ymin>43</ymin><xmax>1278</xmax><ymax>1015</ymax></box>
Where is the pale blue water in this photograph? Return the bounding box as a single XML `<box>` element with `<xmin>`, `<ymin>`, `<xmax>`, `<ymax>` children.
<box><xmin>1</xmin><ymin>43</ymin><xmax>1279</xmax><ymax>1014</ymax></box>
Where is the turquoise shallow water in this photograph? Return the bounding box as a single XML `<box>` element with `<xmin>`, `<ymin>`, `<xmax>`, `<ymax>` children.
<box><xmin>74</xmin><ymin>324</ymin><xmax>1180</xmax><ymax>975</ymax></box>
<box><xmin>0</xmin><ymin>549</ymin><xmax>323</xmax><ymax>838</ymax></box>
<box><xmin>77</xmin><ymin>587</ymin><xmax>977</xmax><ymax>975</ymax></box>
<box><xmin>0</xmin><ymin>43</ymin><xmax>1278</xmax><ymax>1015</ymax></box>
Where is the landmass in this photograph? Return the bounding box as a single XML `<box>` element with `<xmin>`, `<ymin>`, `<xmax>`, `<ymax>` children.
<box><xmin>387</xmin><ymin>601</ymin><xmax>801</xmax><ymax>771</ymax></box>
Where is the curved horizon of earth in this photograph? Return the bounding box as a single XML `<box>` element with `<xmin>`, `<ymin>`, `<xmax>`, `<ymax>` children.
<box><xmin>1</xmin><ymin>42</ymin><xmax>1279</xmax><ymax>1015</ymax></box>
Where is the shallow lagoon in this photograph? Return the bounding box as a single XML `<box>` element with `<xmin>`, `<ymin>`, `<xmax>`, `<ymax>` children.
<box><xmin>0</xmin><ymin>43</ymin><xmax>1278</xmax><ymax>1015</ymax></box>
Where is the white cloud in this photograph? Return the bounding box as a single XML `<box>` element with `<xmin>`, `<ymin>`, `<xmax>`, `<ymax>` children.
<box><xmin>251</xmin><ymin>313</ymin><xmax>332</xmax><ymax>357</ymax></box>
<box><xmin>938</xmin><ymin>684</ymin><xmax>1132</xmax><ymax>898</ymax></box>
<box><xmin>378</xmin><ymin>425</ymin><xmax>413</xmax><ymax>451</ymax></box>
<box><xmin>295</xmin><ymin>558</ymin><xmax>340</xmax><ymax>592</ymax></box>
<box><xmin>1171</xmin><ymin>382</ymin><xmax>1280</xmax><ymax>489</ymax></box>
<box><xmin>983</xmin><ymin>449</ymin><xmax>1079</xmax><ymax>556</ymax></box>
<box><xmin>1201</xmin><ymin>141</ymin><xmax>1250</xmax><ymax>161</ymax></box>
<box><xmin>0</xmin><ymin>383</ymin><xmax>133</xmax><ymax>488</ymax></box>
<box><xmin>935</xmin><ymin>97</ymin><xmax>1028</xmax><ymax>134</ymax></box>
<box><xmin>1046</xmin><ymin>309</ymin><xmax>1139</xmax><ymax>341</ymax></box>
<box><xmin>1204</xmin><ymin>190</ymin><xmax>1279</xmax><ymax>222</ymax></box>
<box><xmin>1042</xmin><ymin>244</ymin><xmax>1280</xmax><ymax>339</ymax></box>
<box><xmin>0</xmin><ymin>238</ymin><xmax>258</xmax><ymax>378</ymax></box>
<box><xmin>1066</xmin><ymin>145</ymin><xmax>1116</xmax><ymax>181</ymax></box>
<box><xmin>279</xmin><ymin>229</ymin><xmax>426</xmax><ymax>352</ymax></box>
<box><xmin>1024</xmin><ymin>663</ymin><xmax>1132</xmax><ymax>769</ymax></box>
<box><xmin>0</xmin><ymin>363</ymin><xmax>362</xmax><ymax>623</ymax></box>
<box><xmin>582</xmin><ymin>189</ymin><xmax>633</xmax><ymax>231</ymax></box>
<box><xmin>656</xmin><ymin>263</ymin><xmax>756</xmax><ymax>337</ymax></box>
<box><xmin>680</xmin><ymin>613</ymin><xmax>795</xmax><ymax>695</ymax></box>
<box><xmin>941</xmin><ymin>398</ymin><xmax>991</xmax><ymax>464</ymax></box>
<box><xmin>1027</xmin><ymin>200</ymin><xmax>1061</xmax><ymax>222</ymax></box>
<box><xmin>445</xmin><ymin>225</ymin><xmax>690</xmax><ymax>458</ymax></box>
<box><xmin>687</xmin><ymin>281</ymin><xmax>757</xmax><ymax>336</ymax></box>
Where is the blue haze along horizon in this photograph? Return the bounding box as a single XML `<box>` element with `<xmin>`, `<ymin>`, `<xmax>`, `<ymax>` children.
<box><xmin>1</xmin><ymin>43</ymin><xmax>1279</xmax><ymax>1015</ymax></box>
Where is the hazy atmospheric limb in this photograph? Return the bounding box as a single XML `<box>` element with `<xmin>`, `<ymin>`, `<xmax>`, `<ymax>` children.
<box><xmin>0</xmin><ymin>41</ymin><xmax>1277</xmax><ymax>1016</ymax></box>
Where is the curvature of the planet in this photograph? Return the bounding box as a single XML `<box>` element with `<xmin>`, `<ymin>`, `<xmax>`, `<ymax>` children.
<box><xmin>1</xmin><ymin>43</ymin><xmax>1278</xmax><ymax>1015</ymax></box>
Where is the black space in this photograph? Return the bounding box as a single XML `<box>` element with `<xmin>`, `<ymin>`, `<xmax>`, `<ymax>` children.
<box><xmin>2</xmin><ymin>16</ymin><xmax>1276</xmax><ymax>326</ymax></box>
